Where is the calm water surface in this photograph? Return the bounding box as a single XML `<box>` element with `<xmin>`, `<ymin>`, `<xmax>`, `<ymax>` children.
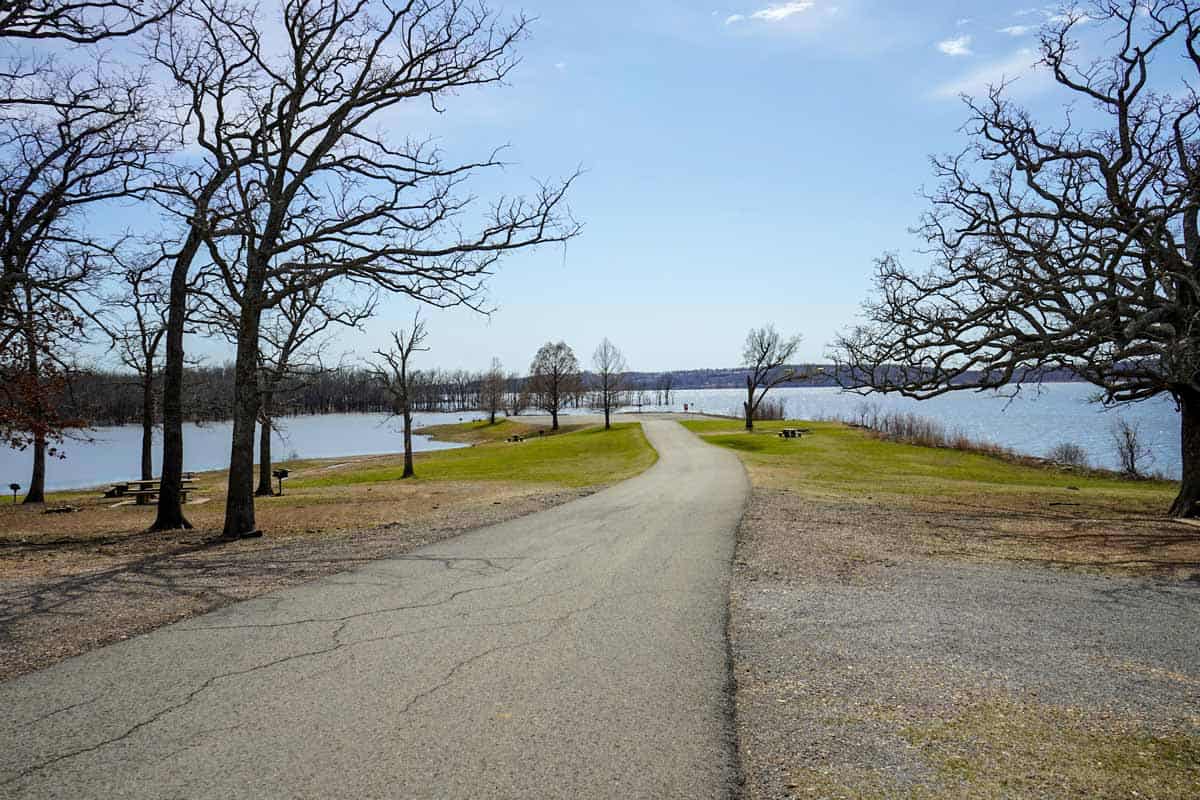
<box><xmin>0</xmin><ymin>411</ymin><xmax>482</xmax><ymax>492</ymax></box>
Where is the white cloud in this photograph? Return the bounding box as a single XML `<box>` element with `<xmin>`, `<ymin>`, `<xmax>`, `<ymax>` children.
<box><xmin>750</xmin><ymin>2</ymin><xmax>815</xmax><ymax>22</ymax></box>
<box><xmin>1010</xmin><ymin>6</ymin><xmax>1091</xmax><ymax>25</ymax></box>
<box><xmin>934</xmin><ymin>47</ymin><xmax>1046</xmax><ymax>98</ymax></box>
<box><xmin>554</xmin><ymin>62</ymin><xmax>567</xmax><ymax>71</ymax></box>
<box><xmin>998</xmin><ymin>24</ymin><xmax>1034</xmax><ymax>36</ymax></box>
<box><xmin>956</xmin><ymin>18</ymin><xmax>972</xmax><ymax>27</ymax></box>
<box><xmin>937</xmin><ymin>34</ymin><xmax>973</xmax><ymax>57</ymax></box>
<box><xmin>724</xmin><ymin>2</ymin><xmax>815</xmax><ymax>25</ymax></box>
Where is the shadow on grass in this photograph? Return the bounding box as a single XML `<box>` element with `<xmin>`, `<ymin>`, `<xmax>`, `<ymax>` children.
<box><xmin>0</xmin><ymin>533</ymin><xmax>405</xmax><ymax>681</ymax></box>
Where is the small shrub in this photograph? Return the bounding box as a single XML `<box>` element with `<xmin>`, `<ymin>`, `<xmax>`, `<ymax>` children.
<box><xmin>853</xmin><ymin>401</ymin><xmax>881</xmax><ymax>428</ymax></box>
<box><xmin>753</xmin><ymin>398</ymin><xmax>786</xmax><ymax>421</ymax></box>
<box><xmin>1047</xmin><ymin>442</ymin><xmax>1089</xmax><ymax>468</ymax></box>
<box><xmin>845</xmin><ymin>409</ymin><xmax>1013</xmax><ymax>459</ymax></box>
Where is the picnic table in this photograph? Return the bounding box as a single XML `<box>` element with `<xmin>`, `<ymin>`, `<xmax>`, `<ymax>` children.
<box><xmin>103</xmin><ymin>474</ymin><xmax>198</xmax><ymax>505</ymax></box>
<box><xmin>777</xmin><ymin>427</ymin><xmax>811</xmax><ymax>439</ymax></box>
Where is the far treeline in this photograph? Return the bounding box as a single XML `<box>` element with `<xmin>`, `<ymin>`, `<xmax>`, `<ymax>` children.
<box><xmin>59</xmin><ymin>363</ymin><xmax>681</xmax><ymax>428</ymax></box>
<box><xmin>61</xmin><ymin>364</ymin><xmax>1089</xmax><ymax>428</ymax></box>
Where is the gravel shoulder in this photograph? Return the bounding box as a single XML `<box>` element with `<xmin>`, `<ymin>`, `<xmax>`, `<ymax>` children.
<box><xmin>732</xmin><ymin>488</ymin><xmax>1200</xmax><ymax>798</ymax></box>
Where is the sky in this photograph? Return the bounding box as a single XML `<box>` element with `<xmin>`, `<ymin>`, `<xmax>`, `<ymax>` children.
<box><xmin>93</xmin><ymin>2</ymin><xmax>1100</xmax><ymax>373</ymax></box>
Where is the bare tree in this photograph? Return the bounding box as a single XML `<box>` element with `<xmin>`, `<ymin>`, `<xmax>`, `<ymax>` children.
<box><xmin>106</xmin><ymin>255</ymin><xmax>168</xmax><ymax>481</ymax></box>
<box><xmin>592</xmin><ymin>338</ymin><xmax>627</xmax><ymax>430</ymax></box>
<box><xmin>0</xmin><ymin>63</ymin><xmax>160</xmax><ymax>498</ymax></box>
<box><xmin>0</xmin><ymin>0</ymin><xmax>176</xmax><ymax>509</ymax></box>
<box><xmin>1</xmin><ymin>282</ymin><xmax>85</xmax><ymax>502</ymax></box>
<box><xmin>834</xmin><ymin>2</ymin><xmax>1200</xmax><ymax>517</ymax></box>
<box><xmin>0</xmin><ymin>1</ymin><xmax>172</xmax><ymax>43</ymax></box>
<box><xmin>151</xmin><ymin>0</ymin><xmax>579</xmax><ymax>539</ymax></box>
<box><xmin>742</xmin><ymin>325</ymin><xmax>802</xmax><ymax>430</ymax></box>
<box><xmin>481</xmin><ymin>357</ymin><xmax>506</xmax><ymax>425</ymax></box>
<box><xmin>145</xmin><ymin>0</ymin><xmax>266</xmax><ymax>532</ymax></box>
<box><xmin>507</xmin><ymin>372</ymin><xmax>529</xmax><ymax>416</ymax></box>
<box><xmin>370</xmin><ymin>314</ymin><xmax>429</xmax><ymax>480</ymax></box>
<box><xmin>529</xmin><ymin>341</ymin><xmax>580</xmax><ymax>431</ymax></box>
<box><xmin>656</xmin><ymin>372</ymin><xmax>674</xmax><ymax>407</ymax></box>
<box><xmin>1112</xmin><ymin>418</ymin><xmax>1154</xmax><ymax>477</ymax></box>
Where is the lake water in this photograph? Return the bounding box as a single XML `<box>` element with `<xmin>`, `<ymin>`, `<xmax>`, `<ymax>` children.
<box><xmin>0</xmin><ymin>383</ymin><xmax>1184</xmax><ymax>492</ymax></box>
<box><xmin>0</xmin><ymin>411</ymin><xmax>482</xmax><ymax>493</ymax></box>
<box><xmin>615</xmin><ymin>384</ymin><xmax>1182</xmax><ymax>478</ymax></box>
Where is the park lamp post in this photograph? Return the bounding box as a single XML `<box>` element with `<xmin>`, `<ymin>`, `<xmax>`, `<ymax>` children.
<box><xmin>272</xmin><ymin>469</ymin><xmax>289</xmax><ymax>496</ymax></box>
<box><xmin>9</xmin><ymin>483</ymin><xmax>19</xmax><ymax>504</ymax></box>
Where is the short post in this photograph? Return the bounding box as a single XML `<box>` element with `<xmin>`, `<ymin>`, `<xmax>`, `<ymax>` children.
<box><xmin>272</xmin><ymin>468</ymin><xmax>289</xmax><ymax>496</ymax></box>
<box><xmin>9</xmin><ymin>483</ymin><xmax>18</xmax><ymax>504</ymax></box>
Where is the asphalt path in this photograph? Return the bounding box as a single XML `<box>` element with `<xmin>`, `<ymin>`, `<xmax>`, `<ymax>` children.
<box><xmin>1</xmin><ymin>419</ymin><xmax>749</xmax><ymax>799</ymax></box>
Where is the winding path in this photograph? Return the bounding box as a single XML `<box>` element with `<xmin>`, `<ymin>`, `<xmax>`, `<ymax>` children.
<box><xmin>1</xmin><ymin>420</ymin><xmax>749</xmax><ymax>799</ymax></box>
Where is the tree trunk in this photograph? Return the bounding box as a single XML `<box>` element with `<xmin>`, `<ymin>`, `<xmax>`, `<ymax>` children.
<box><xmin>222</xmin><ymin>297</ymin><xmax>264</xmax><ymax>539</ymax></box>
<box><xmin>1170</xmin><ymin>387</ymin><xmax>1200</xmax><ymax>518</ymax></box>
<box><xmin>140</xmin><ymin>367</ymin><xmax>154</xmax><ymax>481</ymax></box>
<box><xmin>21</xmin><ymin>319</ymin><xmax>46</xmax><ymax>503</ymax></box>
<box><xmin>551</xmin><ymin>406</ymin><xmax>559</xmax><ymax>431</ymax></box>
<box><xmin>255</xmin><ymin>405</ymin><xmax>273</xmax><ymax>497</ymax></box>
<box><xmin>489</xmin><ymin>408</ymin><xmax>496</xmax><ymax>424</ymax></box>
<box><xmin>23</xmin><ymin>431</ymin><xmax>45</xmax><ymax>504</ymax></box>
<box><xmin>400</xmin><ymin>410</ymin><xmax>415</xmax><ymax>479</ymax></box>
<box><xmin>745</xmin><ymin>377</ymin><xmax>755</xmax><ymax>431</ymax></box>
<box><xmin>151</xmin><ymin>236</ymin><xmax>200</xmax><ymax>531</ymax></box>
<box><xmin>604</xmin><ymin>397</ymin><xmax>611</xmax><ymax>430</ymax></box>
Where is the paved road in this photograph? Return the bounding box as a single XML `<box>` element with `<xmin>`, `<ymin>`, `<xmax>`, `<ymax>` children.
<box><xmin>1</xmin><ymin>420</ymin><xmax>749</xmax><ymax>799</ymax></box>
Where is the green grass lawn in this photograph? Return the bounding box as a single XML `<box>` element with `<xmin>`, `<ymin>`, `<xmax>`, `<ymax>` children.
<box><xmin>681</xmin><ymin>418</ymin><xmax>1176</xmax><ymax>513</ymax></box>
<box><xmin>293</xmin><ymin>421</ymin><xmax>658</xmax><ymax>489</ymax></box>
<box><xmin>414</xmin><ymin>417</ymin><xmax>583</xmax><ymax>444</ymax></box>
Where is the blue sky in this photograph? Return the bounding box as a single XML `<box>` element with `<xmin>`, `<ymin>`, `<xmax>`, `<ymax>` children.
<box><xmin>353</xmin><ymin>0</ymin><xmax>1081</xmax><ymax>373</ymax></box>
<box><xmin>91</xmin><ymin>2</ymin><xmax>1088</xmax><ymax>373</ymax></box>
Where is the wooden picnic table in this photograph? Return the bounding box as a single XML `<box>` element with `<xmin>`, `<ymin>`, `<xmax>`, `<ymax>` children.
<box><xmin>778</xmin><ymin>427</ymin><xmax>811</xmax><ymax>439</ymax></box>
<box><xmin>126</xmin><ymin>487</ymin><xmax>194</xmax><ymax>505</ymax></box>
<box><xmin>103</xmin><ymin>475</ymin><xmax>198</xmax><ymax>503</ymax></box>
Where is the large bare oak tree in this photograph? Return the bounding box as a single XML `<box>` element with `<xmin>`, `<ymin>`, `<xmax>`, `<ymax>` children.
<box><xmin>836</xmin><ymin>1</ymin><xmax>1200</xmax><ymax>517</ymax></box>
<box><xmin>150</xmin><ymin>0</ymin><xmax>579</xmax><ymax>538</ymax></box>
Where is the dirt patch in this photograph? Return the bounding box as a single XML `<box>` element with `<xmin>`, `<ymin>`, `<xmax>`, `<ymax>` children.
<box><xmin>732</xmin><ymin>489</ymin><xmax>1200</xmax><ymax>799</ymax></box>
<box><xmin>0</xmin><ymin>481</ymin><xmax>590</xmax><ymax>682</ymax></box>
